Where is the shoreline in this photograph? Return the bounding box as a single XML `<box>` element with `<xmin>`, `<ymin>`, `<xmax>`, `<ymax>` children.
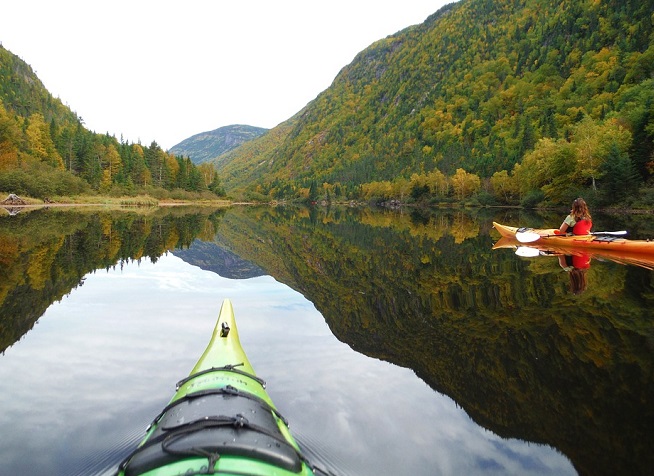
<box><xmin>1</xmin><ymin>198</ymin><xmax>232</xmax><ymax>209</ymax></box>
<box><xmin>2</xmin><ymin>193</ymin><xmax>653</xmax><ymax>214</ymax></box>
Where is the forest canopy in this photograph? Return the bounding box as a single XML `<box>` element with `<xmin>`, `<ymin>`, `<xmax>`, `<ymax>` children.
<box><xmin>215</xmin><ymin>0</ymin><xmax>654</xmax><ymax>208</ymax></box>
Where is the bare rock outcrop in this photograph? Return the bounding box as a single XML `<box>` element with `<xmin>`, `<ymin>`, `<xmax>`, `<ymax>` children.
<box><xmin>2</xmin><ymin>194</ymin><xmax>27</xmax><ymax>205</ymax></box>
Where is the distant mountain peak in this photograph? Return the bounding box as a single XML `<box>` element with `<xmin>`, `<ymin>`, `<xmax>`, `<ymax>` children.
<box><xmin>169</xmin><ymin>124</ymin><xmax>268</xmax><ymax>164</ymax></box>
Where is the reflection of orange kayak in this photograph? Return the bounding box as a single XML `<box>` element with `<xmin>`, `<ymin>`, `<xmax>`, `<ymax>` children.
<box><xmin>492</xmin><ymin>234</ymin><xmax>654</xmax><ymax>271</ymax></box>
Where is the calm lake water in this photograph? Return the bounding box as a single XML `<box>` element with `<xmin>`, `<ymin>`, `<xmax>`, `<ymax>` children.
<box><xmin>0</xmin><ymin>205</ymin><xmax>652</xmax><ymax>476</ymax></box>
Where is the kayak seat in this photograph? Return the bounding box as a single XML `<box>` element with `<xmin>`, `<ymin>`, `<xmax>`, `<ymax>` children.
<box><xmin>122</xmin><ymin>391</ymin><xmax>302</xmax><ymax>475</ymax></box>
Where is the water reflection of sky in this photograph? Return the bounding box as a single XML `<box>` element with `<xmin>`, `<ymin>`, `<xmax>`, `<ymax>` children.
<box><xmin>0</xmin><ymin>253</ymin><xmax>576</xmax><ymax>476</ymax></box>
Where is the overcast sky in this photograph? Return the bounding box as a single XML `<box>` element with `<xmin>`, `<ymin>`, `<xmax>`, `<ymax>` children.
<box><xmin>1</xmin><ymin>1</ymin><xmax>452</xmax><ymax>150</ymax></box>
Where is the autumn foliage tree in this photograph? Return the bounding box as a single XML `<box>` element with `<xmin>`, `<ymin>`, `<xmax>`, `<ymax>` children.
<box><xmin>451</xmin><ymin>168</ymin><xmax>481</xmax><ymax>201</ymax></box>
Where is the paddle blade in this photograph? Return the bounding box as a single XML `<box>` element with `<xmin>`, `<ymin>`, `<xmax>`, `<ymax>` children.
<box><xmin>515</xmin><ymin>247</ymin><xmax>541</xmax><ymax>257</ymax></box>
<box><xmin>593</xmin><ymin>230</ymin><xmax>628</xmax><ymax>236</ymax></box>
<box><xmin>515</xmin><ymin>231</ymin><xmax>541</xmax><ymax>243</ymax></box>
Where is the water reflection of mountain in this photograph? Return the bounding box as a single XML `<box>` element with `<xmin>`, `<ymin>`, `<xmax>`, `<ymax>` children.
<box><xmin>172</xmin><ymin>240</ymin><xmax>264</xmax><ymax>279</ymax></box>
<box><xmin>213</xmin><ymin>206</ymin><xmax>654</xmax><ymax>476</ymax></box>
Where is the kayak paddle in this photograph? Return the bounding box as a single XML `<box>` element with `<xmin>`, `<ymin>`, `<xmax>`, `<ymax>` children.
<box><xmin>515</xmin><ymin>229</ymin><xmax>628</xmax><ymax>243</ymax></box>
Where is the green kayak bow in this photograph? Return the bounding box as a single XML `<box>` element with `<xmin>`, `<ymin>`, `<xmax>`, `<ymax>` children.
<box><xmin>116</xmin><ymin>299</ymin><xmax>316</xmax><ymax>476</ymax></box>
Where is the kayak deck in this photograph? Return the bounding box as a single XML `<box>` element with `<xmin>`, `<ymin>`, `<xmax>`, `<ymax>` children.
<box><xmin>117</xmin><ymin>299</ymin><xmax>315</xmax><ymax>476</ymax></box>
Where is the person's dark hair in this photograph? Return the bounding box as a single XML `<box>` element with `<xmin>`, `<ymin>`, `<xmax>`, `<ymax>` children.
<box><xmin>569</xmin><ymin>268</ymin><xmax>588</xmax><ymax>295</ymax></box>
<box><xmin>571</xmin><ymin>197</ymin><xmax>591</xmax><ymax>221</ymax></box>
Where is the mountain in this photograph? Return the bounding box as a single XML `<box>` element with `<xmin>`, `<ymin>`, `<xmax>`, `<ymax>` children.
<box><xmin>214</xmin><ymin>0</ymin><xmax>654</xmax><ymax>206</ymax></box>
<box><xmin>0</xmin><ymin>46</ymin><xmax>80</xmax><ymax>126</ymax></box>
<box><xmin>169</xmin><ymin>124</ymin><xmax>268</xmax><ymax>164</ymax></box>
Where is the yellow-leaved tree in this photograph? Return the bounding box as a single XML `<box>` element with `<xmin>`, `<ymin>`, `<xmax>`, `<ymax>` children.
<box><xmin>198</xmin><ymin>163</ymin><xmax>217</xmax><ymax>188</ymax></box>
<box><xmin>512</xmin><ymin>137</ymin><xmax>574</xmax><ymax>202</ymax></box>
<box><xmin>165</xmin><ymin>153</ymin><xmax>180</xmax><ymax>188</ymax></box>
<box><xmin>101</xmin><ymin>143</ymin><xmax>123</xmax><ymax>190</ymax></box>
<box><xmin>426</xmin><ymin>168</ymin><xmax>449</xmax><ymax>197</ymax></box>
<box><xmin>490</xmin><ymin>170</ymin><xmax>518</xmax><ymax>203</ymax></box>
<box><xmin>573</xmin><ymin>116</ymin><xmax>632</xmax><ymax>190</ymax></box>
<box><xmin>450</xmin><ymin>168</ymin><xmax>481</xmax><ymax>201</ymax></box>
<box><xmin>0</xmin><ymin>103</ymin><xmax>20</xmax><ymax>170</ymax></box>
<box><xmin>24</xmin><ymin>113</ymin><xmax>64</xmax><ymax>169</ymax></box>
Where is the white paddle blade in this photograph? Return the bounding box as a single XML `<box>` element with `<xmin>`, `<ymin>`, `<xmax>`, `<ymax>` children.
<box><xmin>515</xmin><ymin>231</ymin><xmax>541</xmax><ymax>243</ymax></box>
<box><xmin>515</xmin><ymin>247</ymin><xmax>541</xmax><ymax>257</ymax></box>
<box><xmin>595</xmin><ymin>230</ymin><xmax>628</xmax><ymax>236</ymax></box>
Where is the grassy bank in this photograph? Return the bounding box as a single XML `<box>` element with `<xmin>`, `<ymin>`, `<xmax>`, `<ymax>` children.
<box><xmin>1</xmin><ymin>192</ymin><xmax>232</xmax><ymax>208</ymax></box>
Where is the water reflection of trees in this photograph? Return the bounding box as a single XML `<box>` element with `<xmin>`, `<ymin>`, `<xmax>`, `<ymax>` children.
<box><xmin>215</xmin><ymin>206</ymin><xmax>654</xmax><ymax>476</ymax></box>
<box><xmin>0</xmin><ymin>207</ymin><xmax>225</xmax><ymax>352</ymax></box>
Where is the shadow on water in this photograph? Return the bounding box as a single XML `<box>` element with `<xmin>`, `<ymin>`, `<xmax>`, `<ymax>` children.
<box><xmin>1</xmin><ymin>205</ymin><xmax>653</xmax><ymax>476</ymax></box>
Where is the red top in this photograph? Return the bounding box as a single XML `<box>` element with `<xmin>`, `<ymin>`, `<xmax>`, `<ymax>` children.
<box><xmin>573</xmin><ymin>219</ymin><xmax>592</xmax><ymax>235</ymax></box>
<box><xmin>572</xmin><ymin>253</ymin><xmax>591</xmax><ymax>269</ymax></box>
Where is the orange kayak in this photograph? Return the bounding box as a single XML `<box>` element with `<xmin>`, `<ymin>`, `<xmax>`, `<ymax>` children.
<box><xmin>492</xmin><ymin>222</ymin><xmax>654</xmax><ymax>270</ymax></box>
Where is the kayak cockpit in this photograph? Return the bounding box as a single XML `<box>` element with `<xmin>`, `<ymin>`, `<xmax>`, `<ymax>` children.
<box><xmin>120</xmin><ymin>388</ymin><xmax>303</xmax><ymax>475</ymax></box>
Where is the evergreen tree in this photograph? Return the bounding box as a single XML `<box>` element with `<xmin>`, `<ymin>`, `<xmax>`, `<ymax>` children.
<box><xmin>599</xmin><ymin>142</ymin><xmax>638</xmax><ymax>203</ymax></box>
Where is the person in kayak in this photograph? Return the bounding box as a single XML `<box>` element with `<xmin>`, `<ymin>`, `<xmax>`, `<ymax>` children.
<box><xmin>558</xmin><ymin>197</ymin><xmax>592</xmax><ymax>235</ymax></box>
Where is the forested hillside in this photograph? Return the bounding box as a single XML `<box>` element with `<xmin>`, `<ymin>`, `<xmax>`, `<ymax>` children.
<box><xmin>0</xmin><ymin>45</ymin><xmax>223</xmax><ymax>199</ymax></box>
<box><xmin>216</xmin><ymin>0</ymin><xmax>654</xmax><ymax>207</ymax></box>
<box><xmin>170</xmin><ymin>124</ymin><xmax>268</xmax><ymax>165</ymax></box>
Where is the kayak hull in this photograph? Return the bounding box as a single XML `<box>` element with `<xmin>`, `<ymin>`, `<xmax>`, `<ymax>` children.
<box><xmin>492</xmin><ymin>222</ymin><xmax>654</xmax><ymax>270</ymax></box>
<box><xmin>117</xmin><ymin>299</ymin><xmax>315</xmax><ymax>476</ymax></box>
